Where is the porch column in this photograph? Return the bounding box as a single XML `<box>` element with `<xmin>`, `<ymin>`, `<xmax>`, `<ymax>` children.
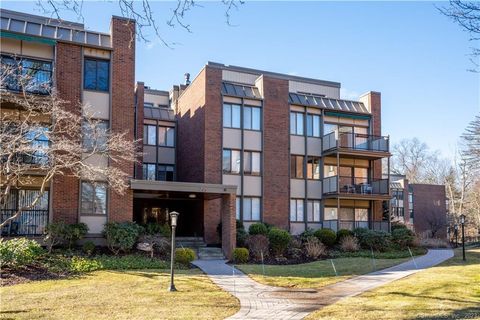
<box><xmin>221</xmin><ymin>193</ymin><xmax>236</xmax><ymax>260</ymax></box>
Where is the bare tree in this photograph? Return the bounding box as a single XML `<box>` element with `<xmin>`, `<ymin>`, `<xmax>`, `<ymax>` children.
<box><xmin>0</xmin><ymin>62</ymin><xmax>137</xmax><ymax>229</ymax></box>
<box><xmin>439</xmin><ymin>1</ymin><xmax>480</xmax><ymax>72</ymax></box>
<box><xmin>423</xmin><ymin>209</ymin><xmax>446</xmax><ymax>238</ymax></box>
<box><xmin>35</xmin><ymin>0</ymin><xmax>244</xmax><ymax>46</ymax></box>
<box><xmin>461</xmin><ymin>114</ymin><xmax>480</xmax><ymax>170</ymax></box>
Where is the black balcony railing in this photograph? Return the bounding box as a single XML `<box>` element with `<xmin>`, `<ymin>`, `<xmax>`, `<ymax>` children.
<box><xmin>1</xmin><ymin>209</ymin><xmax>48</xmax><ymax>236</ymax></box>
<box><xmin>1</xmin><ymin>55</ymin><xmax>52</xmax><ymax>95</ymax></box>
<box><xmin>322</xmin><ymin>132</ymin><xmax>389</xmax><ymax>153</ymax></box>
<box><xmin>322</xmin><ymin>219</ymin><xmax>389</xmax><ymax>232</ymax></box>
<box><xmin>323</xmin><ymin>176</ymin><xmax>390</xmax><ymax>195</ymax></box>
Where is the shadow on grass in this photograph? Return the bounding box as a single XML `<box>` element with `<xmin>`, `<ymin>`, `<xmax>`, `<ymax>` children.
<box><xmin>388</xmin><ymin>291</ymin><xmax>479</xmax><ymax>305</ymax></box>
<box><xmin>414</xmin><ymin>306</ymin><xmax>480</xmax><ymax>320</ymax></box>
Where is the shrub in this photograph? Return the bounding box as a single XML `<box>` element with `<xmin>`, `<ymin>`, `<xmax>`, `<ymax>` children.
<box><xmin>138</xmin><ymin>234</ymin><xmax>171</xmax><ymax>257</ymax></box>
<box><xmin>340</xmin><ymin>235</ymin><xmax>360</xmax><ymax>252</ymax></box>
<box><xmin>354</xmin><ymin>228</ymin><xmax>391</xmax><ymax>251</ymax></box>
<box><xmin>267</xmin><ymin>228</ymin><xmax>291</xmax><ymax>256</ymax></box>
<box><xmin>246</xmin><ymin>234</ymin><xmax>269</xmax><ymax>261</ymax></box>
<box><xmin>103</xmin><ymin>222</ymin><xmax>144</xmax><ymax>255</ymax></box>
<box><xmin>299</xmin><ymin>228</ymin><xmax>316</xmax><ymax>243</ymax></box>
<box><xmin>144</xmin><ymin>223</ymin><xmax>171</xmax><ymax>237</ymax></box>
<box><xmin>67</xmin><ymin>254</ymin><xmax>170</xmax><ymax>272</ymax></box>
<box><xmin>82</xmin><ymin>241</ymin><xmax>96</xmax><ymax>256</ymax></box>
<box><xmin>64</xmin><ymin>223</ymin><xmax>89</xmax><ymax>248</ymax></box>
<box><xmin>175</xmin><ymin>248</ymin><xmax>195</xmax><ymax>265</ymax></box>
<box><xmin>218</xmin><ymin>220</ymin><xmax>247</xmax><ymax>243</ymax></box>
<box><xmin>44</xmin><ymin>221</ymin><xmax>68</xmax><ymax>253</ymax></box>
<box><xmin>237</xmin><ymin>228</ymin><xmax>248</xmax><ymax>248</ymax></box>
<box><xmin>304</xmin><ymin>237</ymin><xmax>326</xmax><ymax>259</ymax></box>
<box><xmin>391</xmin><ymin>228</ymin><xmax>415</xmax><ymax>249</ymax></box>
<box><xmin>391</xmin><ymin>222</ymin><xmax>408</xmax><ymax>232</ymax></box>
<box><xmin>248</xmin><ymin>223</ymin><xmax>269</xmax><ymax>236</ymax></box>
<box><xmin>419</xmin><ymin>237</ymin><xmax>449</xmax><ymax>248</ymax></box>
<box><xmin>337</xmin><ymin>229</ymin><xmax>354</xmax><ymax>242</ymax></box>
<box><xmin>0</xmin><ymin>238</ymin><xmax>44</xmax><ymax>268</ymax></box>
<box><xmin>314</xmin><ymin>228</ymin><xmax>337</xmax><ymax>247</ymax></box>
<box><xmin>233</xmin><ymin>248</ymin><xmax>249</xmax><ymax>263</ymax></box>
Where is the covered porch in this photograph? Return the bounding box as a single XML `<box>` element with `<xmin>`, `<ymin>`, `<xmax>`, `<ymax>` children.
<box><xmin>130</xmin><ymin>180</ymin><xmax>237</xmax><ymax>259</ymax></box>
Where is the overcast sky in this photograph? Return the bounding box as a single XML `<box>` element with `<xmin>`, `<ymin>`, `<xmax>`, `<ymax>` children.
<box><xmin>3</xmin><ymin>1</ymin><xmax>479</xmax><ymax>160</ymax></box>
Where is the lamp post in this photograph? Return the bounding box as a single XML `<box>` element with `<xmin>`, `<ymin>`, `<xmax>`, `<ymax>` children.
<box><xmin>460</xmin><ymin>214</ymin><xmax>466</xmax><ymax>261</ymax></box>
<box><xmin>454</xmin><ymin>224</ymin><xmax>458</xmax><ymax>248</ymax></box>
<box><xmin>168</xmin><ymin>211</ymin><xmax>180</xmax><ymax>292</ymax></box>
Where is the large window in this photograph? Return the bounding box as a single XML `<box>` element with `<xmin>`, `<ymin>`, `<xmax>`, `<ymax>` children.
<box><xmin>243</xmin><ymin>197</ymin><xmax>260</xmax><ymax>221</ymax></box>
<box><xmin>324</xmin><ymin>207</ymin><xmax>338</xmax><ymax>220</ymax></box>
<box><xmin>244</xmin><ymin>106</ymin><xmax>261</xmax><ymax>130</ymax></box>
<box><xmin>142</xmin><ymin>163</ymin><xmax>156</xmax><ymax>180</ymax></box>
<box><xmin>158</xmin><ymin>126</ymin><xmax>175</xmax><ymax>147</ymax></box>
<box><xmin>290</xmin><ymin>112</ymin><xmax>304</xmax><ymax>135</ymax></box>
<box><xmin>222</xmin><ymin>149</ymin><xmax>241</xmax><ymax>174</ymax></box>
<box><xmin>223</xmin><ymin>104</ymin><xmax>241</xmax><ymax>128</ymax></box>
<box><xmin>290</xmin><ymin>199</ymin><xmax>304</xmax><ymax>222</ymax></box>
<box><xmin>158</xmin><ymin>165</ymin><xmax>175</xmax><ymax>181</ymax></box>
<box><xmin>1</xmin><ymin>55</ymin><xmax>52</xmax><ymax>94</ymax></box>
<box><xmin>84</xmin><ymin>58</ymin><xmax>109</xmax><ymax>91</ymax></box>
<box><xmin>244</xmin><ymin>151</ymin><xmax>261</xmax><ymax>175</ymax></box>
<box><xmin>307</xmin><ymin>157</ymin><xmax>320</xmax><ymax>180</ymax></box>
<box><xmin>307</xmin><ymin>200</ymin><xmax>321</xmax><ymax>222</ymax></box>
<box><xmin>23</xmin><ymin>126</ymin><xmax>49</xmax><ymax>164</ymax></box>
<box><xmin>143</xmin><ymin>125</ymin><xmax>157</xmax><ymax>145</ymax></box>
<box><xmin>324</xmin><ymin>123</ymin><xmax>338</xmax><ymax>135</ymax></box>
<box><xmin>306</xmin><ymin>114</ymin><xmax>320</xmax><ymax>137</ymax></box>
<box><xmin>290</xmin><ymin>155</ymin><xmax>304</xmax><ymax>179</ymax></box>
<box><xmin>82</xmin><ymin>120</ymin><xmax>108</xmax><ymax>151</ymax></box>
<box><xmin>355</xmin><ymin>208</ymin><xmax>369</xmax><ymax>221</ymax></box>
<box><xmin>80</xmin><ymin>182</ymin><xmax>107</xmax><ymax>215</ymax></box>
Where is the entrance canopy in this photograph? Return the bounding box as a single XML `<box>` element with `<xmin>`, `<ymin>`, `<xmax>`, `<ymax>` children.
<box><xmin>130</xmin><ymin>180</ymin><xmax>237</xmax><ymax>200</ymax></box>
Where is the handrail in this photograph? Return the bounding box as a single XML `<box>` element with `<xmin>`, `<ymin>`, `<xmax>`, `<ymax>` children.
<box><xmin>0</xmin><ymin>209</ymin><xmax>48</xmax><ymax>236</ymax></box>
<box><xmin>322</xmin><ymin>132</ymin><xmax>390</xmax><ymax>152</ymax></box>
<box><xmin>323</xmin><ymin>176</ymin><xmax>389</xmax><ymax>195</ymax></box>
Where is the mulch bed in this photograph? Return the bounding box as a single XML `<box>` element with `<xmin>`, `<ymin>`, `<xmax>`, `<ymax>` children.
<box><xmin>1</xmin><ymin>265</ymin><xmax>73</xmax><ymax>287</ymax></box>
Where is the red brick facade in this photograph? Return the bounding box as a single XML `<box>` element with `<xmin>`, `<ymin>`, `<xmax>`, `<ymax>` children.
<box><xmin>411</xmin><ymin>184</ymin><xmax>447</xmax><ymax>239</ymax></box>
<box><xmin>109</xmin><ymin>17</ymin><xmax>136</xmax><ymax>222</ymax></box>
<box><xmin>262</xmin><ymin>76</ymin><xmax>290</xmax><ymax>229</ymax></box>
<box><xmin>52</xmin><ymin>42</ymin><xmax>82</xmax><ymax>223</ymax></box>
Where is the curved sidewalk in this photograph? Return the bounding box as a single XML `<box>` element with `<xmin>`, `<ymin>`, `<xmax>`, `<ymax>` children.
<box><xmin>192</xmin><ymin>249</ymin><xmax>454</xmax><ymax>320</ymax></box>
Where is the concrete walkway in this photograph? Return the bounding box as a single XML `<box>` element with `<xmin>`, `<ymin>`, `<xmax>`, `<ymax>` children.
<box><xmin>193</xmin><ymin>249</ymin><xmax>453</xmax><ymax>320</ymax></box>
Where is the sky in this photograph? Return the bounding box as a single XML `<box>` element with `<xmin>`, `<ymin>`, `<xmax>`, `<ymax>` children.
<box><xmin>2</xmin><ymin>1</ymin><xmax>479</xmax><ymax>160</ymax></box>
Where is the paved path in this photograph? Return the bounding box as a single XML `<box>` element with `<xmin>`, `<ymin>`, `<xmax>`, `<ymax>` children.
<box><xmin>192</xmin><ymin>249</ymin><xmax>453</xmax><ymax>320</ymax></box>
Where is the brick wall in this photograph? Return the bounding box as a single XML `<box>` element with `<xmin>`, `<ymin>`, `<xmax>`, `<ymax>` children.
<box><xmin>52</xmin><ymin>42</ymin><xmax>82</xmax><ymax>223</ymax></box>
<box><xmin>262</xmin><ymin>76</ymin><xmax>290</xmax><ymax>229</ymax></box>
<box><xmin>411</xmin><ymin>184</ymin><xmax>447</xmax><ymax>239</ymax></box>
<box><xmin>134</xmin><ymin>82</ymin><xmax>145</xmax><ymax>179</ymax></box>
<box><xmin>109</xmin><ymin>17</ymin><xmax>135</xmax><ymax>222</ymax></box>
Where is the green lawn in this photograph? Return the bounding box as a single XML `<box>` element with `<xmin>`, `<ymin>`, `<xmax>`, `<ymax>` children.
<box><xmin>236</xmin><ymin>255</ymin><xmax>412</xmax><ymax>289</ymax></box>
<box><xmin>0</xmin><ymin>269</ymin><xmax>239</xmax><ymax>320</ymax></box>
<box><xmin>307</xmin><ymin>247</ymin><xmax>480</xmax><ymax>320</ymax></box>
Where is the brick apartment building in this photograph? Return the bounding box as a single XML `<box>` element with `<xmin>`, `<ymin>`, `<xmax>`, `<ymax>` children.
<box><xmin>1</xmin><ymin>9</ymin><xmax>396</xmax><ymax>258</ymax></box>
<box><xmin>390</xmin><ymin>175</ymin><xmax>447</xmax><ymax>239</ymax></box>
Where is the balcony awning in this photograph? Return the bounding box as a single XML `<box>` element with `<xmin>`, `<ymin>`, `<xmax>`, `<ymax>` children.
<box><xmin>324</xmin><ymin>111</ymin><xmax>371</xmax><ymax>120</ymax></box>
<box><xmin>1</xmin><ymin>31</ymin><xmax>56</xmax><ymax>45</ymax></box>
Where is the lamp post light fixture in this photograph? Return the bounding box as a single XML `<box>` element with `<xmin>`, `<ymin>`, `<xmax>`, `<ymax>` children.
<box><xmin>454</xmin><ymin>224</ymin><xmax>459</xmax><ymax>248</ymax></box>
<box><xmin>168</xmin><ymin>211</ymin><xmax>180</xmax><ymax>292</ymax></box>
<box><xmin>460</xmin><ymin>214</ymin><xmax>466</xmax><ymax>261</ymax></box>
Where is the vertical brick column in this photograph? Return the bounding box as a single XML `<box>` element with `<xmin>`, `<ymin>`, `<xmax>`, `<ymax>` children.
<box><xmin>134</xmin><ymin>82</ymin><xmax>145</xmax><ymax>179</ymax></box>
<box><xmin>262</xmin><ymin>76</ymin><xmax>290</xmax><ymax>229</ymax></box>
<box><xmin>222</xmin><ymin>193</ymin><xmax>236</xmax><ymax>260</ymax></box>
<box><xmin>52</xmin><ymin>42</ymin><xmax>82</xmax><ymax>223</ymax></box>
<box><xmin>109</xmin><ymin>17</ymin><xmax>136</xmax><ymax>222</ymax></box>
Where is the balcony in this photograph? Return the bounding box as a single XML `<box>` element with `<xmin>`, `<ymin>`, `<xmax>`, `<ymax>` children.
<box><xmin>1</xmin><ymin>55</ymin><xmax>52</xmax><ymax>95</ymax></box>
<box><xmin>322</xmin><ymin>176</ymin><xmax>390</xmax><ymax>199</ymax></box>
<box><xmin>323</xmin><ymin>219</ymin><xmax>390</xmax><ymax>232</ymax></box>
<box><xmin>1</xmin><ymin>209</ymin><xmax>48</xmax><ymax>236</ymax></box>
<box><xmin>322</xmin><ymin>132</ymin><xmax>390</xmax><ymax>158</ymax></box>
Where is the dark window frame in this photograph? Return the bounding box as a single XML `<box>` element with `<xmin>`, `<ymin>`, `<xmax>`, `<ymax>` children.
<box><xmin>307</xmin><ymin>156</ymin><xmax>320</xmax><ymax>180</ymax></box>
<box><xmin>80</xmin><ymin>181</ymin><xmax>108</xmax><ymax>215</ymax></box>
<box><xmin>83</xmin><ymin>58</ymin><xmax>110</xmax><ymax>92</ymax></box>
<box><xmin>243</xmin><ymin>150</ymin><xmax>261</xmax><ymax>176</ymax></box>
<box><xmin>243</xmin><ymin>105</ymin><xmax>262</xmax><ymax>131</ymax></box>
<box><xmin>290</xmin><ymin>155</ymin><xmax>305</xmax><ymax>179</ymax></box>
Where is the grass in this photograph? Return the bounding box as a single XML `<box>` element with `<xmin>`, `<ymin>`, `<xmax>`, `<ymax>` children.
<box><xmin>306</xmin><ymin>247</ymin><xmax>480</xmax><ymax>320</ymax></box>
<box><xmin>0</xmin><ymin>269</ymin><xmax>239</xmax><ymax>320</ymax></box>
<box><xmin>236</xmin><ymin>255</ymin><xmax>413</xmax><ymax>289</ymax></box>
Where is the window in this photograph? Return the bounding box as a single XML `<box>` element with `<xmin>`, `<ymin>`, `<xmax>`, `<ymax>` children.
<box><xmin>324</xmin><ymin>207</ymin><xmax>338</xmax><ymax>220</ymax></box>
<box><xmin>80</xmin><ymin>181</ymin><xmax>107</xmax><ymax>215</ymax></box>
<box><xmin>223</xmin><ymin>149</ymin><xmax>241</xmax><ymax>174</ymax></box>
<box><xmin>236</xmin><ymin>197</ymin><xmax>241</xmax><ymax>220</ymax></box>
<box><xmin>339</xmin><ymin>208</ymin><xmax>354</xmax><ymax>220</ymax></box>
<box><xmin>306</xmin><ymin>114</ymin><xmax>320</xmax><ymax>137</ymax></box>
<box><xmin>290</xmin><ymin>112</ymin><xmax>304</xmax><ymax>135</ymax></box>
<box><xmin>84</xmin><ymin>58</ymin><xmax>109</xmax><ymax>91</ymax></box>
<box><xmin>142</xmin><ymin>163</ymin><xmax>156</xmax><ymax>180</ymax></box>
<box><xmin>393</xmin><ymin>190</ymin><xmax>404</xmax><ymax>201</ymax></box>
<box><xmin>143</xmin><ymin>125</ymin><xmax>156</xmax><ymax>145</ymax></box>
<box><xmin>324</xmin><ymin>123</ymin><xmax>337</xmax><ymax>135</ymax></box>
<box><xmin>307</xmin><ymin>200</ymin><xmax>321</xmax><ymax>222</ymax></box>
<box><xmin>158</xmin><ymin>165</ymin><xmax>174</xmax><ymax>181</ymax></box>
<box><xmin>158</xmin><ymin>126</ymin><xmax>175</xmax><ymax>147</ymax></box>
<box><xmin>291</xmin><ymin>155</ymin><xmax>304</xmax><ymax>179</ymax></box>
<box><xmin>243</xmin><ymin>197</ymin><xmax>260</xmax><ymax>221</ymax></box>
<box><xmin>244</xmin><ymin>151</ymin><xmax>261</xmax><ymax>175</ymax></box>
<box><xmin>24</xmin><ymin>126</ymin><xmax>49</xmax><ymax>164</ymax></box>
<box><xmin>223</xmin><ymin>104</ymin><xmax>241</xmax><ymax>128</ymax></box>
<box><xmin>307</xmin><ymin>157</ymin><xmax>320</xmax><ymax>180</ymax></box>
<box><xmin>244</xmin><ymin>106</ymin><xmax>261</xmax><ymax>130</ymax></box>
<box><xmin>82</xmin><ymin>120</ymin><xmax>108</xmax><ymax>151</ymax></box>
<box><xmin>324</xmin><ymin>165</ymin><xmax>337</xmax><ymax>178</ymax></box>
<box><xmin>290</xmin><ymin>199</ymin><xmax>304</xmax><ymax>222</ymax></box>
<box><xmin>355</xmin><ymin>208</ymin><xmax>368</xmax><ymax>221</ymax></box>
<box><xmin>1</xmin><ymin>55</ymin><xmax>52</xmax><ymax>94</ymax></box>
